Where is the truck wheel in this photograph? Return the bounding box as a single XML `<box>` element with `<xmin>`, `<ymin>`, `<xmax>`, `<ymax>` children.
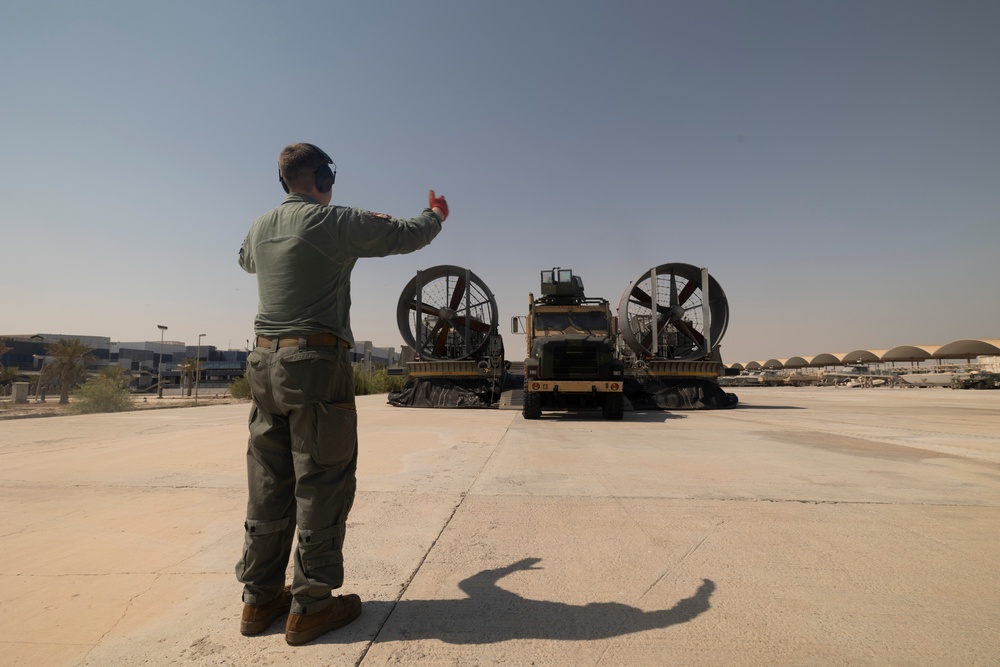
<box><xmin>602</xmin><ymin>394</ymin><xmax>623</xmax><ymax>420</ymax></box>
<box><xmin>523</xmin><ymin>391</ymin><xmax>542</xmax><ymax>420</ymax></box>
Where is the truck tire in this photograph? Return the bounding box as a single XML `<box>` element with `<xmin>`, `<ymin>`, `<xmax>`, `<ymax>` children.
<box><xmin>602</xmin><ymin>393</ymin><xmax>623</xmax><ymax>420</ymax></box>
<box><xmin>523</xmin><ymin>391</ymin><xmax>542</xmax><ymax>420</ymax></box>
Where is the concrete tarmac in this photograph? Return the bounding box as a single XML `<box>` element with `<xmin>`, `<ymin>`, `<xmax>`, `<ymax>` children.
<box><xmin>1</xmin><ymin>387</ymin><xmax>998</xmax><ymax>666</ymax></box>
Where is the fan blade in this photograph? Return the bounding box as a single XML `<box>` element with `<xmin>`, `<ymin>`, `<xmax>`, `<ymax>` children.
<box><xmin>641</xmin><ymin>313</ymin><xmax>668</xmax><ymax>350</ymax></box>
<box><xmin>630</xmin><ymin>284</ymin><xmax>653</xmax><ymax>306</ymax></box>
<box><xmin>452</xmin><ymin>316</ymin><xmax>492</xmax><ymax>334</ymax></box>
<box><xmin>630</xmin><ymin>285</ymin><xmax>671</xmax><ymax>314</ymax></box>
<box><xmin>674</xmin><ymin>319</ymin><xmax>705</xmax><ymax>346</ymax></box>
<box><xmin>433</xmin><ymin>322</ymin><xmax>452</xmax><ymax>357</ymax></box>
<box><xmin>677</xmin><ymin>278</ymin><xmax>698</xmax><ymax>306</ymax></box>
<box><xmin>669</xmin><ymin>272</ymin><xmax>678</xmax><ymax>307</ymax></box>
<box><xmin>641</xmin><ymin>309</ymin><xmax>680</xmax><ymax>352</ymax></box>
<box><xmin>406</xmin><ymin>299</ymin><xmax>444</xmax><ymax>317</ymax></box>
<box><xmin>449</xmin><ymin>275</ymin><xmax>467</xmax><ymax>312</ymax></box>
<box><xmin>421</xmin><ymin>318</ymin><xmax>444</xmax><ymax>350</ymax></box>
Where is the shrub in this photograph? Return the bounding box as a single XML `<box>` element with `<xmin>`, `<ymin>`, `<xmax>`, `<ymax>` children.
<box><xmin>71</xmin><ymin>374</ymin><xmax>135</xmax><ymax>414</ymax></box>
<box><xmin>354</xmin><ymin>364</ymin><xmax>406</xmax><ymax>396</ymax></box>
<box><xmin>227</xmin><ymin>366</ymin><xmax>402</xmax><ymax>400</ymax></box>
<box><xmin>229</xmin><ymin>375</ymin><xmax>252</xmax><ymax>400</ymax></box>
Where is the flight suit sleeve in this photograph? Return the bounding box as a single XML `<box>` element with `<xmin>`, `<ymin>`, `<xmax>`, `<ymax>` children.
<box><xmin>239</xmin><ymin>232</ymin><xmax>256</xmax><ymax>273</ymax></box>
<box><xmin>335</xmin><ymin>208</ymin><xmax>442</xmax><ymax>258</ymax></box>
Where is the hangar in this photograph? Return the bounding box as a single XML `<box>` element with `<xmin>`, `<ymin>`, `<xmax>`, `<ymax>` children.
<box><xmin>732</xmin><ymin>338</ymin><xmax>1000</xmax><ymax>371</ymax></box>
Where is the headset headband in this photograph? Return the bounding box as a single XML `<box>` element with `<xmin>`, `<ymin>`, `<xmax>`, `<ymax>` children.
<box><xmin>304</xmin><ymin>143</ymin><xmax>332</xmax><ymax>165</ymax></box>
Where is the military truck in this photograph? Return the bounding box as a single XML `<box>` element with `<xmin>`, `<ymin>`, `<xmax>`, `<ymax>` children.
<box><xmin>512</xmin><ymin>268</ymin><xmax>625</xmax><ymax>420</ymax></box>
<box><xmin>952</xmin><ymin>371</ymin><xmax>1000</xmax><ymax>390</ymax></box>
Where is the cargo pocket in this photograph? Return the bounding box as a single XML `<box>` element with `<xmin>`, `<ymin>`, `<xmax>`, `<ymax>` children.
<box><xmin>236</xmin><ymin>515</ymin><xmax>292</xmax><ymax>584</ymax></box>
<box><xmin>310</xmin><ymin>402</ymin><xmax>358</xmax><ymax>466</ymax></box>
<box><xmin>246</xmin><ymin>350</ymin><xmax>268</xmax><ymax>398</ymax></box>
<box><xmin>298</xmin><ymin>523</ymin><xmax>346</xmax><ymax>572</ymax></box>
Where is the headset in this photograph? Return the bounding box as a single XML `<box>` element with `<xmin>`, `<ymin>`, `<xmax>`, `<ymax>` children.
<box><xmin>279</xmin><ymin>143</ymin><xmax>337</xmax><ymax>194</ymax></box>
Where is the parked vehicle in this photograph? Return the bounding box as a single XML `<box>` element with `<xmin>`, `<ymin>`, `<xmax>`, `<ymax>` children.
<box><xmin>952</xmin><ymin>371</ymin><xmax>1000</xmax><ymax>390</ymax></box>
<box><xmin>514</xmin><ymin>268</ymin><xmax>624</xmax><ymax>420</ymax></box>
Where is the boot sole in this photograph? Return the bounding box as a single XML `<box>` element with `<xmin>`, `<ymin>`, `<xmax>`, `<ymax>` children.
<box><xmin>285</xmin><ymin>605</ymin><xmax>362</xmax><ymax>645</ymax></box>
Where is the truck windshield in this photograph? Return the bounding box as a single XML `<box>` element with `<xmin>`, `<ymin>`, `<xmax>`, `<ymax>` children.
<box><xmin>536</xmin><ymin>311</ymin><xmax>608</xmax><ymax>334</ymax></box>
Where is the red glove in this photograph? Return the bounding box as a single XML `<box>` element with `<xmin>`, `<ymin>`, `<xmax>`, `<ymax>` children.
<box><xmin>429</xmin><ymin>190</ymin><xmax>448</xmax><ymax>221</ymax></box>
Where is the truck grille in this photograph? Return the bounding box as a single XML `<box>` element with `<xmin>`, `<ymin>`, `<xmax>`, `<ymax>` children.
<box><xmin>543</xmin><ymin>341</ymin><xmax>604</xmax><ymax>378</ymax></box>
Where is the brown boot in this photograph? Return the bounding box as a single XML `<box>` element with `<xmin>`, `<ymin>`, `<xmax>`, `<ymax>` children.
<box><xmin>285</xmin><ymin>594</ymin><xmax>362</xmax><ymax>646</ymax></box>
<box><xmin>240</xmin><ymin>585</ymin><xmax>293</xmax><ymax>636</ymax></box>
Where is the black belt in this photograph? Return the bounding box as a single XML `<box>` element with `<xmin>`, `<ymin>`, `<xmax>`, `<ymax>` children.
<box><xmin>255</xmin><ymin>333</ymin><xmax>350</xmax><ymax>349</ymax></box>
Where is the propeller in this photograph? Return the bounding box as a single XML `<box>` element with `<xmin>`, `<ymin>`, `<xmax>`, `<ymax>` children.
<box><xmin>396</xmin><ymin>265</ymin><xmax>499</xmax><ymax>361</ymax></box>
<box><xmin>618</xmin><ymin>263</ymin><xmax>729</xmax><ymax>361</ymax></box>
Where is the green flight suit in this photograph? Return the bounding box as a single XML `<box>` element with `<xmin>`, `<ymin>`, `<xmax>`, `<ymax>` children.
<box><xmin>236</xmin><ymin>194</ymin><xmax>441</xmax><ymax>613</ymax></box>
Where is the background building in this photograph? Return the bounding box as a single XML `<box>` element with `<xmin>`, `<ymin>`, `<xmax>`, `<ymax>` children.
<box><xmin>1</xmin><ymin>332</ymin><xmax>401</xmax><ymax>395</ymax></box>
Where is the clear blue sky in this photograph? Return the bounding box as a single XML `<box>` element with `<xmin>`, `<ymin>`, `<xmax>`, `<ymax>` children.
<box><xmin>3</xmin><ymin>1</ymin><xmax>998</xmax><ymax>364</ymax></box>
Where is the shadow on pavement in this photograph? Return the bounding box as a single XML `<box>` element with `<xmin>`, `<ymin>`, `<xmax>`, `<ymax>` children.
<box><xmin>627</xmin><ymin>410</ymin><xmax>688</xmax><ymax>422</ymax></box>
<box><xmin>537</xmin><ymin>411</ymin><xmax>688</xmax><ymax>422</ymax></box>
<box><xmin>324</xmin><ymin>558</ymin><xmax>715</xmax><ymax>645</ymax></box>
<box><xmin>734</xmin><ymin>404</ymin><xmax>806</xmax><ymax>410</ymax></box>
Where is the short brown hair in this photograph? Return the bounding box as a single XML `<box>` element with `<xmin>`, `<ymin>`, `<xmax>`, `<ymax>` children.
<box><xmin>278</xmin><ymin>143</ymin><xmax>326</xmax><ymax>192</ymax></box>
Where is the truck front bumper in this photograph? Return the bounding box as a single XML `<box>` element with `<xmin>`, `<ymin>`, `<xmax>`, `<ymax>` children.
<box><xmin>525</xmin><ymin>380</ymin><xmax>622</xmax><ymax>393</ymax></box>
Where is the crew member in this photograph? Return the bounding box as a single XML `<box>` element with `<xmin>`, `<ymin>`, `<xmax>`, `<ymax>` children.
<box><xmin>236</xmin><ymin>142</ymin><xmax>448</xmax><ymax>645</ymax></box>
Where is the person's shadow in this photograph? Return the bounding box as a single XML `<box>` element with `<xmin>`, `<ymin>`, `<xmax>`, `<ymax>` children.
<box><xmin>323</xmin><ymin>558</ymin><xmax>715</xmax><ymax>645</ymax></box>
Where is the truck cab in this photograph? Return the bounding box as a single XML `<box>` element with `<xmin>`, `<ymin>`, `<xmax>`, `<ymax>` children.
<box><xmin>514</xmin><ymin>268</ymin><xmax>624</xmax><ymax>419</ymax></box>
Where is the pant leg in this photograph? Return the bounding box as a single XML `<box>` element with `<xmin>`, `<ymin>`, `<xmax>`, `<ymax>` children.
<box><xmin>270</xmin><ymin>346</ymin><xmax>358</xmax><ymax>615</ymax></box>
<box><xmin>235</xmin><ymin>349</ymin><xmax>297</xmax><ymax>605</ymax></box>
<box><xmin>289</xmin><ymin>408</ymin><xmax>358</xmax><ymax>613</ymax></box>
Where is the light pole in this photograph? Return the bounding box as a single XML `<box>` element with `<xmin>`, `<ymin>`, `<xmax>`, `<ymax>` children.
<box><xmin>157</xmin><ymin>325</ymin><xmax>168</xmax><ymax>399</ymax></box>
<box><xmin>30</xmin><ymin>334</ymin><xmax>46</xmax><ymax>401</ymax></box>
<box><xmin>32</xmin><ymin>355</ymin><xmax>49</xmax><ymax>402</ymax></box>
<box><xmin>195</xmin><ymin>333</ymin><xmax>206</xmax><ymax>403</ymax></box>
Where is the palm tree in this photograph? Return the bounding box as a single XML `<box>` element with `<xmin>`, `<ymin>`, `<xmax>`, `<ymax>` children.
<box><xmin>0</xmin><ymin>341</ymin><xmax>8</xmax><ymax>399</ymax></box>
<box><xmin>180</xmin><ymin>357</ymin><xmax>200</xmax><ymax>397</ymax></box>
<box><xmin>0</xmin><ymin>364</ymin><xmax>21</xmax><ymax>385</ymax></box>
<box><xmin>46</xmin><ymin>339</ymin><xmax>96</xmax><ymax>405</ymax></box>
<box><xmin>0</xmin><ymin>364</ymin><xmax>21</xmax><ymax>398</ymax></box>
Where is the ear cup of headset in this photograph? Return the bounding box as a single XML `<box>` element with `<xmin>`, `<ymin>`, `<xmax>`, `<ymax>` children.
<box><xmin>315</xmin><ymin>164</ymin><xmax>335</xmax><ymax>193</ymax></box>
